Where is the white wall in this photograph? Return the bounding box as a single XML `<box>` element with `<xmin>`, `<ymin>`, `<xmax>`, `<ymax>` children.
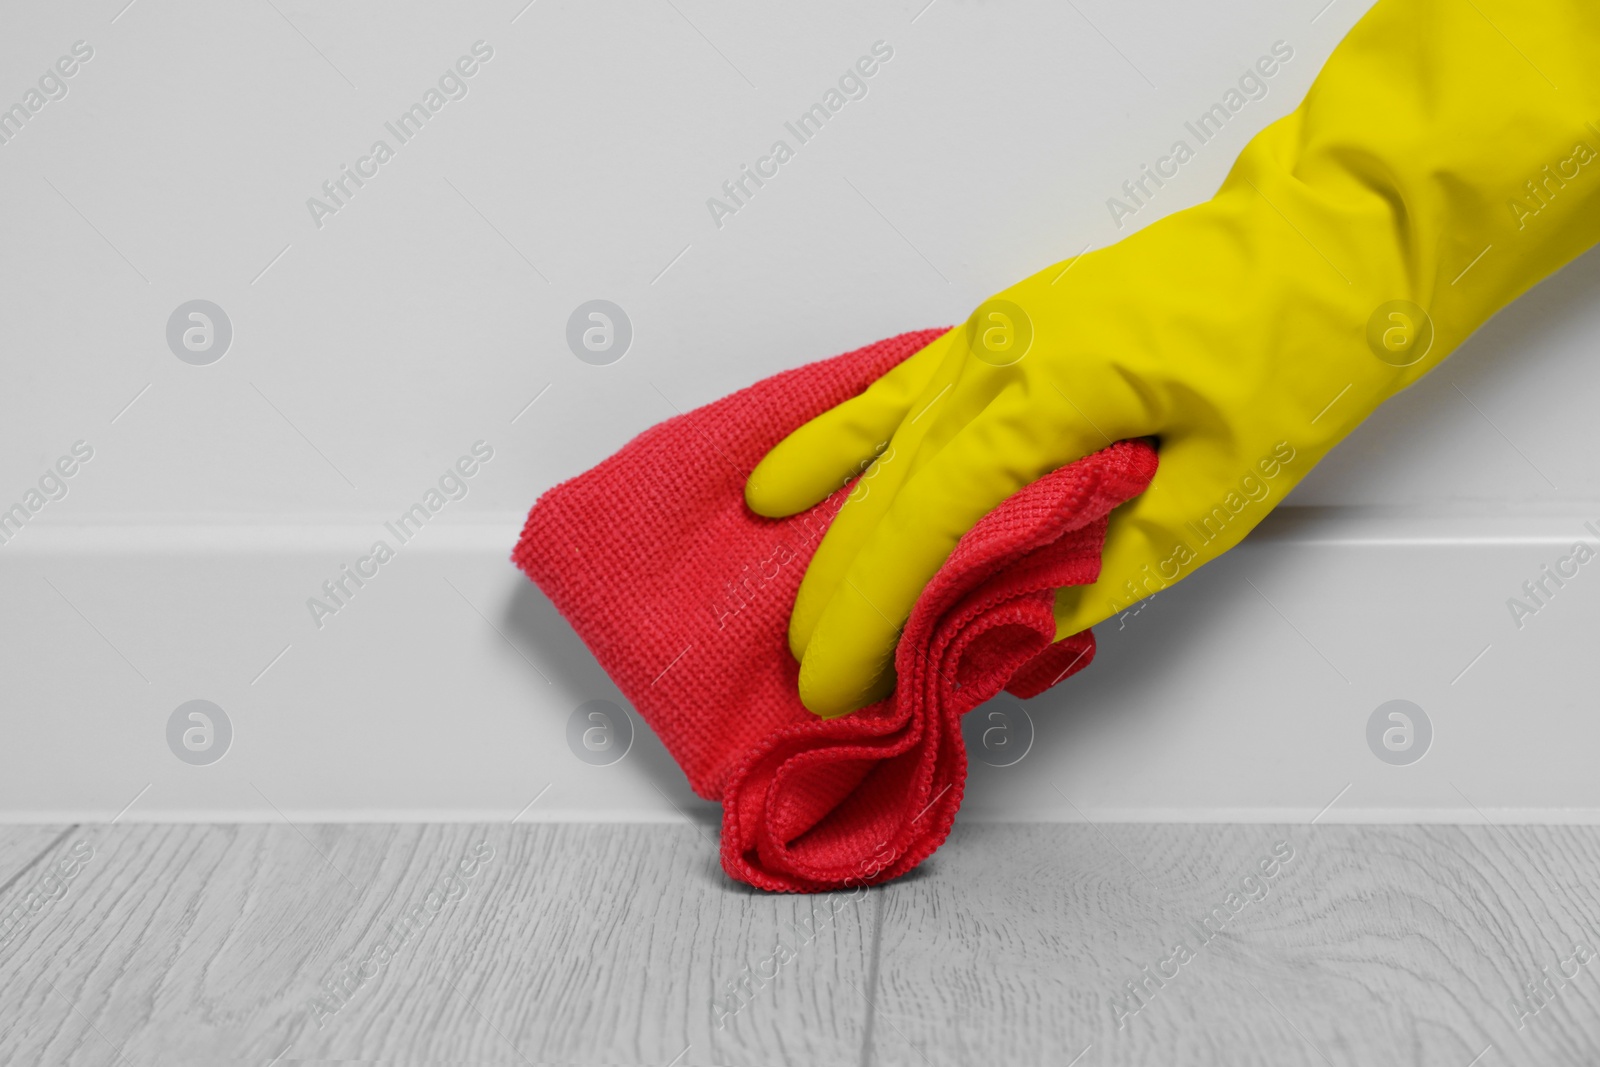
<box><xmin>3</xmin><ymin>0</ymin><xmax>1596</xmax><ymax>823</ymax></box>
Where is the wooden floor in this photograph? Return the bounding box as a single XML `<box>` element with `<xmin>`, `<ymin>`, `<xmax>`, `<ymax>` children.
<box><xmin>2</xmin><ymin>823</ymin><xmax>1599</xmax><ymax>1066</ymax></box>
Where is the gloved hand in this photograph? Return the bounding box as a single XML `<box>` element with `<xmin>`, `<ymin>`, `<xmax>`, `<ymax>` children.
<box><xmin>746</xmin><ymin>0</ymin><xmax>1600</xmax><ymax>718</ymax></box>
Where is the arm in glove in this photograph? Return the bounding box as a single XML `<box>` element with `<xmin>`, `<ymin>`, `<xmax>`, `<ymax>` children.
<box><xmin>746</xmin><ymin>0</ymin><xmax>1600</xmax><ymax>717</ymax></box>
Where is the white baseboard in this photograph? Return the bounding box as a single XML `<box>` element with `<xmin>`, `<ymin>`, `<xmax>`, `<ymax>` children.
<box><xmin>4</xmin><ymin>506</ymin><xmax>1598</xmax><ymax>824</ymax></box>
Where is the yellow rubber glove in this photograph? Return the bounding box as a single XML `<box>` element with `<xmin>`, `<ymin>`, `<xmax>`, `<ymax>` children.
<box><xmin>746</xmin><ymin>0</ymin><xmax>1600</xmax><ymax>718</ymax></box>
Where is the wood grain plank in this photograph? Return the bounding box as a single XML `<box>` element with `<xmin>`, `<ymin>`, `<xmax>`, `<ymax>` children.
<box><xmin>0</xmin><ymin>823</ymin><xmax>876</xmax><ymax>1066</ymax></box>
<box><xmin>866</xmin><ymin>823</ymin><xmax>1600</xmax><ymax>1067</ymax></box>
<box><xmin>8</xmin><ymin>823</ymin><xmax>1600</xmax><ymax>1066</ymax></box>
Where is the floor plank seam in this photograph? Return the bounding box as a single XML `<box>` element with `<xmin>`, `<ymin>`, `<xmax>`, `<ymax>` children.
<box><xmin>0</xmin><ymin>824</ymin><xmax>77</xmax><ymax>899</ymax></box>
<box><xmin>857</xmin><ymin>888</ymin><xmax>886</xmax><ymax>1067</ymax></box>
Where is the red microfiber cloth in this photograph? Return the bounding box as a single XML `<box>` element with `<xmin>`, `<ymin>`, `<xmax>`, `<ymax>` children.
<box><xmin>513</xmin><ymin>328</ymin><xmax>1157</xmax><ymax>893</ymax></box>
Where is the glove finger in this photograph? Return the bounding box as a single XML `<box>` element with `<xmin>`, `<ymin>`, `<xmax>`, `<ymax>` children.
<box><xmin>745</xmin><ymin>330</ymin><xmax>958</xmax><ymax>518</ymax></box>
<box><xmin>796</xmin><ymin>396</ymin><xmax>1121</xmax><ymax>717</ymax></box>
<box><xmin>790</xmin><ymin>360</ymin><xmax>1133</xmax><ymax>667</ymax></box>
<box><xmin>790</xmin><ymin>347</ymin><xmax>1024</xmax><ymax>662</ymax></box>
<box><xmin>786</xmin><ymin>343</ymin><xmax>1018</xmax><ymax>660</ymax></box>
